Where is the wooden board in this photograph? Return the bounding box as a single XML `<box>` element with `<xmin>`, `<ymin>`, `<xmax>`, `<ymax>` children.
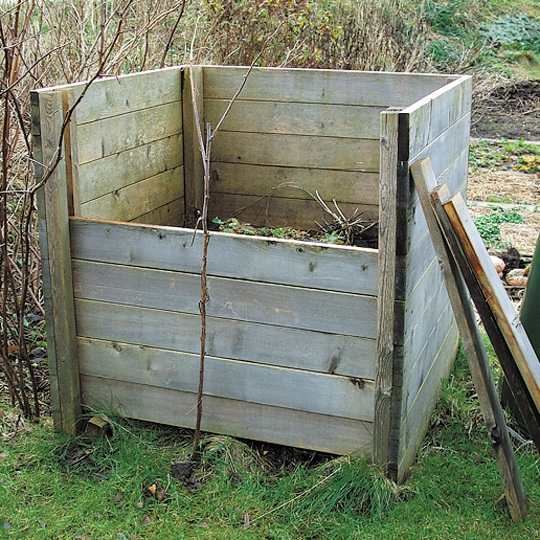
<box><xmin>205</xmin><ymin>98</ymin><xmax>385</xmax><ymax>139</ymax></box>
<box><xmin>71</xmin><ymin>259</ymin><xmax>378</xmax><ymax>338</ymax></box>
<box><xmin>68</xmin><ymin>67</ymin><xmax>183</xmax><ymax>125</ymax></box>
<box><xmin>211</xmin><ymin>132</ymin><xmax>380</xmax><ymax>172</ymax></box>
<box><xmin>79</xmin><ymin>166</ymin><xmax>184</xmax><ymax>222</ymax></box>
<box><xmin>209</xmin><ymin>162</ymin><xmax>380</xmax><ymax>206</ymax></box>
<box><xmin>77</xmin><ymin>338</ymin><xmax>375</xmax><ymax>421</ymax></box>
<box><xmin>411</xmin><ymin>157</ymin><xmax>527</xmax><ymax>523</ymax></box>
<box><xmin>129</xmin><ymin>198</ymin><xmax>184</xmax><ymax>226</ymax></box>
<box><xmin>442</xmin><ymin>191</ymin><xmax>540</xmax><ymax>412</ymax></box>
<box><xmin>76</xmin><ymin>134</ymin><xmax>183</xmax><ymax>204</ymax></box>
<box><xmin>74</xmin><ymin>299</ymin><xmax>376</xmax><ymax>380</ymax></box>
<box><xmin>75</xmin><ymin>101</ymin><xmax>182</xmax><ymax>164</ymax></box>
<box><xmin>182</xmin><ymin>66</ymin><xmax>205</xmax><ymax>226</ymax></box>
<box><xmin>374</xmin><ymin>111</ymin><xmax>403</xmax><ymax>473</ymax></box>
<box><xmin>32</xmin><ymin>89</ymin><xmax>81</xmax><ymax>433</ymax></box>
<box><xmin>69</xmin><ymin>218</ymin><xmax>379</xmax><ymax>296</ymax></box>
<box><xmin>81</xmin><ymin>375</ymin><xmax>374</xmax><ymax>456</ymax></box>
<box><xmin>203</xmin><ymin>66</ymin><xmax>449</xmax><ymax>107</ymax></box>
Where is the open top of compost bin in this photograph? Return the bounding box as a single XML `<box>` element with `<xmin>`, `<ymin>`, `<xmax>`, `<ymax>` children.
<box><xmin>32</xmin><ymin>66</ymin><xmax>472</xmax><ymax>482</ymax></box>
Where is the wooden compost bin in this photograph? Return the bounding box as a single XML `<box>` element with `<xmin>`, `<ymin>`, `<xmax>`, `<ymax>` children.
<box><xmin>32</xmin><ymin>66</ymin><xmax>472</xmax><ymax>481</ymax></box>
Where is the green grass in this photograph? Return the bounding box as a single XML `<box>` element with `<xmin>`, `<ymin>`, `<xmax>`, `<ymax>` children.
<box><xmin>1</xmin><ymin>344</ymin><xmax>540</xmax><ymax>539</ymax></box>
<box><xmin>469</xmin><ymin>139</ymin><xmax>540</xmax><ymax>173</ymax></box>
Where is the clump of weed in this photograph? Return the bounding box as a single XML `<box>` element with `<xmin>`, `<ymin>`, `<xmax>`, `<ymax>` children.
<box><xmin>474</xmin><ymin>208</ymin><xmax>524</xmax><ymax>247</ymax></box>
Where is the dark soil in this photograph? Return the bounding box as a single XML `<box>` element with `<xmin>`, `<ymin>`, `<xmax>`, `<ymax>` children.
<box><xmin>472</xmin><ymin>80</ymin><xmax>540</xmax><ymax>140</ymax></box>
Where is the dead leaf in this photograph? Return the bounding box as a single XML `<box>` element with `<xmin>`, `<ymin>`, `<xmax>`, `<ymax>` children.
<box><xmin>0</xmin><ymin>452</ymin><xmax>7</xmax><ymax>463</ymax></box>
<box><xmin>2</xmin><ymin>522</ymin><xmax>12</xmax><ymax>531</ymax></box>
<box><xmin>0</xmin><ymin>409</ymin><xmax>4</xmax><ymax>418</ymax></box>
<box><xmin>147</xmin><ymin>484</ymin><xmax>157</xmax><ymax>496</ymax></box>
<box><xmin>156</xmin><ymin>488</ymin><xmax>167</xmax><ymax>502</ymax></box>
<box><xmin>37</xmin><ymin>519</ymin><xmax>46</xmax><ymax>528</ymax></box>
<box><xmin>243</xmin><ymin>512</ymin><xmax>250</xmax><ymax>530</ymax></box>
<box><xmin>135</xmin><ymin>501</ymin><xmax>144</xmax><ymax>509</ymax></box>
<box><xmin>143</xmin><ymin>516</ymin><xmax>152</xmax><ymax>524</ymax></box>
<box><xmin>113</xmin><ymin>492</ymin><xmax>124</xmax><ymax>504</ymax></box>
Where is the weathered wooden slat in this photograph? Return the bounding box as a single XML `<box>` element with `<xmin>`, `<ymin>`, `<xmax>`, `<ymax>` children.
<box><xmin>76</xmin><ymin>134</ymin><xmax>183</xmax><ymax>204</ymax></box>
<box><xmin>75</xmin><ymin>101</ymin><xmax>182</xmax><ymax>164</ymax></box>
<box><xmin>205</xmin><ymin>99</ymin><xmax>384</xmax><ymax>139</ymax></box>
<box><xmin>182</xmin><ymin>66</ymin><xmax>205</xmax><ymax>226</ymax></box>
<box><xmin>411</xmin><ymin>157</ymin><xmax>527</xmax><ymax>522</ymax></box>
<box><xmin>81</xmin><ymin>375</ymin><xmax>374</xmax><ymax>455</ymax></box>
<box><xmin>374</xmin><ymin>111</ymin><xmax>403</xmax><ymax>474</ymax></box>
<box><xmin>397</xmin><ymin>324</ymin><xmax>459</xmax><ymax>476</ymax></box>
<box><xmin>402</xmin><ymin>306</ymin><xmax>456</xmax><ymax>404</ymax></box>
<box><xmin>442</xmin><ymin>190</ymin><xmax>540</xmax><ymax>412</ymax></box>
<box><xmin>211</xmin><ymin>132</ymin><xmax>380</xmax><ymax>172</ymax></box>
<box><xmin>32</xmin><ymin>89</ymin><xmax>81</xmax><ymax>433</ymax></box>
<box><xmin>404</xmin><ymin>76</ymin><xmax>472</xmax><ymax>159</ymax></box>
<box><xmin>78</xmin><ymin>338</ymin><xmax>375</xmax><ymax>421</ymax></box>
<box><xmin>210</xmin><ymin>162</ymin><xmax>380</xmax><ymax>206</ymax></box>
<box><xmin>209</xmin><ymin>193</ymin><xmax>379</xmax><ymax>234</ymax></box>
<box><xmin>72</xmin><ymin>260</ymin><xmax>378</xmax><ymax>338</ymax></box>
<box><xmin>79</xmin><ymin>166</ymin><xmax>184</xmax><ymax>222</ymax></box>
<box><xmin>68</xmin><ymin>67</ymin><xmax>183</xmax><ymax>125</ymax></box>
<box><xmin>203</xmin><ymin>66</ymin><xmax>448</xmax><ymax>107</ymax></box>
<box><xmin>74</xmin><ymin>299</ymin><xmax>377</xmax><ymax>379</ymax></box>
<box><xmin>129</xmin><ymin>198</ymin><xmax>184</xmax><ymax>226</ymax></box>
<box><xmin>70</xmin><ymin>218</ymin><xmax>379</xmax><ymax>295</ymax></box>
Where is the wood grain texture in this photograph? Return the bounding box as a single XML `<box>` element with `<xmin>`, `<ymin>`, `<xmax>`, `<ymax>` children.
<box><xmin>209</xmin><ymin>162</ymin><xmax>380</xmax><ymax>206</ymax></box>
<box><xmin>205</xmin><ymin>98</ymin><xmax>385</xmax><ymax>139</ymax></box>
<box><xmin>75</xmin><ymin>101</ymin><xmax>182</xmax><ymax>164</ymax></box>
<box><xmin>79</xmin><ymin>166</ymin><xmax>184</xmax><ymax>222</ymax></box>
<box><xmin>71</xmin><ymin>259</ymin><xmax>378</xmax><ymax>338</ymax></box>
<box><xmin>211</xmin><ymin>132</ymin><xmax>380</xmax><ymax>172</ymax></box>
<box><xmin>33</xmin><ymin>89</ymin><xmax>81</xmax><ymax>433</ymax></box>
<box><xmin>69</xmin><ymin>218</ymin><xmax>379</xmax><ymax>295</ymax></box>
<box><xmin>129</xmin><ymin>198</ymin><xmax>184</xmax><ymax>226</ymax></box>
<box><xmin>374</xmin><ymin>111</ymin><xmax>402</xmax><ymax>473</ymax></box>
<box><xmin>77</xmin><ymin>338</ymin><xmax>375</xmax><ymax>421</ymax></box>
<box><xmin>443</xmin><ymin>191</ymin><xmax>540</xmax><ymax>412</ymax></box>
<box><xmin>411</xmin><ymin>158</ymin><xmax>527</xmax><ymax>522</ymax></box>
<box><xmin>74</xmin><ymin>299</ymin><xmax>376</xmax><ymax>379</ymax></box>
<box><xmin>76</xmin><ymin>134</ymin><xmax>183</xmax><ymax>204</ymax></box>
<box><xmin>182</xmin><ymin>66</ymin><xmax>205</xmax><ymax>226</ymax></box>
<box><xmin>81</xmin><ymin>375</ymin><xmax>374</xmax><ymax>455</ymax></box>
<box><xmin>68</xmin><ymin>67</ymin><xmax>183</xmax><ymax>125</ymax></box>
<box><xmin>203</xmin><ymin>66</ymin><xmax>448</xmax><ymax>107</ymax></box>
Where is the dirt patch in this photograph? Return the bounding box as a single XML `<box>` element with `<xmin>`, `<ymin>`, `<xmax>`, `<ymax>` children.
<box><xmin>468</xmin><ymin>170</ymin><xmax>540</xmax><ymax>205</ymax></box>
<box><xmin>472</xmin><ymin>80</ymin><xmax>540</xmax><ymax>140</ymax></box>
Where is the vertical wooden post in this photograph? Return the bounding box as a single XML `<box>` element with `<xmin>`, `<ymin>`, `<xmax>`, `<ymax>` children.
<box><xmin>32</xmin><ymin>89</ymin><xmax>81</xmax><ymax>433</ymax></box>
<box><xmin>182</xmin><ymin>66</ymin><xmax>205</xmax><ymax>227</ymax></box>
<box><xmin>374</xmin><ymin>110</ymin><xmax>406</xmax><ymax>478</ymax></box>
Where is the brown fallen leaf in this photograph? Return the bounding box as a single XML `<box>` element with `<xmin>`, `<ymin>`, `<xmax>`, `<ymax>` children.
<box><xmin>113</xmin><ymin>492</ymin><xmax>124</xmax><ymax>504</ymax></box>
<box><xmin>143</xmin><ymin>515</ymin><xmax>152</xmax><ymax>524</ymax></box>
<box><xmin>147</xmin><ymin>484</ymin><xmax>157</xmax><ymax>496</ymax></box>
<box><xmin>135</xmin><ymin>501</ymin><xmax>144</xmax><ymax>509</ymax></box>
<box><xmin>37</xmin><ymin>519</ymin><xmax>46</xmax><ymax>528</ymax></box>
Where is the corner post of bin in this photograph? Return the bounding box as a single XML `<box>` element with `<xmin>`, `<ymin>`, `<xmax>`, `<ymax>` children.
<box><xmin>374</xmin><ymin>107</ymin><xmax>409</xmax><ymax>479</ymax></box>
<box><xmin>182</xmin><ymin>65</ymin><xmax>205</xmax><ymax>227</ymax></box>
<box><xmin>31</xmin><ymin>88</ymin><xmax>81</xmax><ymax>434</ymax></box>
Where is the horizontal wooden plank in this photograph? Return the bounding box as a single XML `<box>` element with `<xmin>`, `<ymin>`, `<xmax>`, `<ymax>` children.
<box><xmin>203</xmin><ymin>66</ymin><xmax>449</xmax><ymax>107</ymax></box>
<box><xmin>76</xmin><ymin>134</ymin><xmax>183</xmax><ymax>204</ymax></box>
<box><xmin>209</xmin><ymin>162</ymin><xmax>380</xmax><ymax>206</ymax></box>
<box><xmin>79</xmin><ymin>166</ymin><xmax>184</xmax><ymax>222</ymax></box>
<box><xmin>130</xmin><ymin>198</ymin><xmax>184</xmax><ymax>226</ymax></box>
<box><xmin>403</xmin><ymin>302</ymin><xmax>455</xmax><ymax>381</ymax></box>
<box><xmin>74</xmin><ymin>299</ymin><xmax>377</xmax><ymax>379</ymax></box>
<box><xmin>75</xmin><ymin>101</ymin><xmax>182</xmax><ymax>164</ymax></box>
<box><xmin>404</xmin><ymin>76</ymin><xmax>472</xmax><ymax>159</ymax></box>
<box><xmin>78</xmin><ymin>338</ymin><xmax>375</xmax><ymax>421</ymax></box>
<box><xmin>70</xmin><ymin>218</ymin><xmax>379</xmax><ymax>295</ymax></box>
<box><xmin>209</xmin><ymin>193</ymin><xmax>379</xmax><ymax>234</ymax></box>
<box><xmin>211</xmin><ymin>132</ymin><xmax>380</xmax><ymax>172</ymax></box>
<box><xmin>398</xmin><ymin>324</ymin><xmax>459</xmax><ymax>475</ymax></box>
<box><xmin>81</xmin><ymin>375</ymin><xmax>374</xmax><ymax>455</ymax></box>
<box><xmin>72</xmin><ymin>260</ymin><xmax>378</xmax><ymax>337</ymax></box>
<box><xmin>68</xmin><ymin>67</ymin><xmax>183</xmax><ymax>125</ymax></box>
<box><xmin>401</xmin><ymin>322</ymin><xmax>458</xmax><ymax>424</ymax></box>
<box><xmin>205</xmin><ymin>98</ymin><xmax>384</xmax><ymax>139</ymax></box>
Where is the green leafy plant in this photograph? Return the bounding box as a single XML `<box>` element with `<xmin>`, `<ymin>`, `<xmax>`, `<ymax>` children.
<box><xmin>473</xmin><ymin>209</ymin><xmax>524</xmax><ymax>246</ymax></box>
<box><xmin>480</xmin><ymin>13</ymin><xmax>540</xmax><ymax>52</ymax></box>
